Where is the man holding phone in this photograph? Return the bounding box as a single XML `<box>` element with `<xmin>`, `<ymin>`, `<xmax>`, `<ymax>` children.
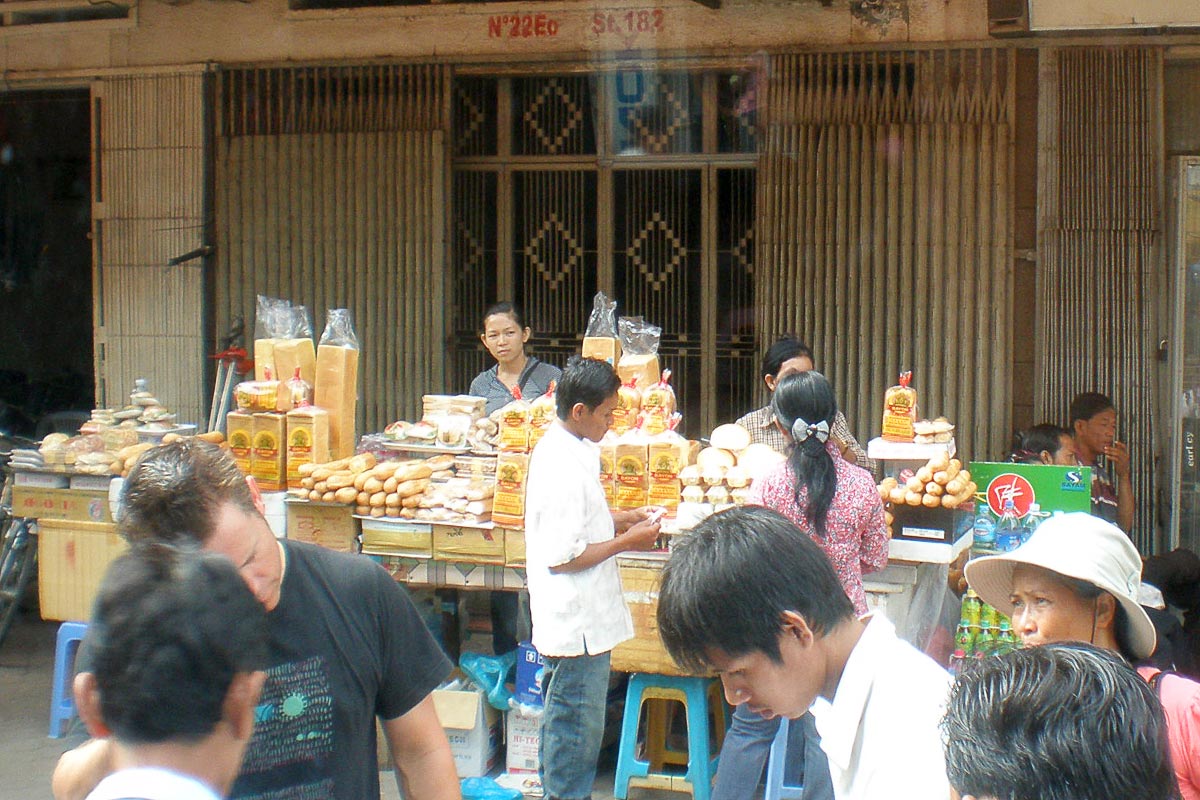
<box><xmin>1070</xmin><ymin>392</ymin><xmax>1134</xmax><ymax>533</ymax></box>
<box><xmin>524</xmin><ymin>356</ymin><xmax>662</xmax><ymax>800</ymax></box>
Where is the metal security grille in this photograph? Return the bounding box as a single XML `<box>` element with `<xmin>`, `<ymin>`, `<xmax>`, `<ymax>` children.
<box><xmin>213</xmin><ymin>64</ymin><xmax>449</xmax><ymax>430</ymax></box>
<box><xmin>91</xmin><ymin>70</ymin><xmax>207</xmax><ymax>426</ymax></box>
<box><xmin>757</xmin><ymin>49</ymin><xmax>1014</xmax><ymax>463</ymax></box>
<box><xmin>450</xmin><ymin>70</ymin><xmax>758</xmax><ymax>435</ymax></box>
<box><xmin>1037</xmin><ymin>46</ymin><xmax>1163</xmax><ymax>550</ymax></box>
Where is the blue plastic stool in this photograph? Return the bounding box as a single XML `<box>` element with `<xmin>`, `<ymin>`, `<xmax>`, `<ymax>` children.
<box><xmin>49</xmin><ymin>621</ymin><xmax>88</xmax><ymax>738</ymax></box>
<box><xmin>764</xmin><ymin>717</ymin><xmax>804</xmax><ymax>800</ymax></box>
<box><xmin>613</xmin><ymin>673</ymin><xmax>727</xmax><ymax>800</ymax></box>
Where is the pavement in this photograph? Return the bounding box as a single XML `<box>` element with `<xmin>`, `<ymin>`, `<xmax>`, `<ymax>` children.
<box><xmin>0</xmin><ymin>612</ymin><xmax>680</xmax><ymax>800</ymax></box>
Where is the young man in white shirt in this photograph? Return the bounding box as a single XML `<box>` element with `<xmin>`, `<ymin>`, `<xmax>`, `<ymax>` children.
<box><xmin>656</xmin><ymin>506</ymin><xmax>951</xmax><ymax>800</ymax></box>
<box><xmin>75</xmin><ymin>547</ymin><xmax>268</xmax><ymax>800</ymax></box>
<box><xmin>524</xmin><ymin>356</ymin><xmax>662</xmax><ymax>800</ymax></box>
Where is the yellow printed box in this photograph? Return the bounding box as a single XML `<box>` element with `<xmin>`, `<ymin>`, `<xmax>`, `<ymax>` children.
<box><xmin>432</xmin><ymin>524</ymin><xmax>506</xmax><ymax>565</ymax></box>
<box><xmin>502</xmin><ymin>527</ymin><xmax>525</xmax><ymax>567</ymax></box>
<box><xmin>13</xmin><ymin>487</ymin><xmax>112</xmax><ymax>523</ymax></box>
<box><xmin>360</xmin><ymin>518</ymin><xmax>434</xmax><ymax>559</ymax></box>
<box><xmin>285</xmin><ymin>501</ymin><xmax>358</xmax><ymax>553</ymax></box>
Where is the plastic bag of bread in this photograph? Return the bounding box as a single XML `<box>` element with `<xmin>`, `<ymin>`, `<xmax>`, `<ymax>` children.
<box><xmin>881</xmin><ymin>371</ymin><xmax>918</xmax><ymax>442</ymax></box>
<box><xmin>617</xmin><ymin>316</ymin><xmax>662</xmax><ymax>391</ymax></box>
<box><xmin>497</xmin><ymin>395</ymin><xmax>531</xmax><ymax>452</ymax></box>
<box><xmin>641</xmin><ymin>370</ymin><xmax>677</xmax><ymax>436</ymax></box>
<box><xmin>527</xmin><ymin>382</ymin><xmax>557</xmax><ymax>450</ymax></box>
<box><xmin>611</xmin><ymin>377</ymin><xmax>642</xmax><ymax>435</ymax></box>
<box><xmin>582</xmin><ymin>291</ymin><xmax>621</xmax><ymax>364</ymax></box>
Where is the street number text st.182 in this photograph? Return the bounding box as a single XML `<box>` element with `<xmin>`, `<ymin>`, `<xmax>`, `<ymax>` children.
<box><xmin>592</xmin><ymin>9</ymin><xmax>665</xmax><ymax>36</ymax></box>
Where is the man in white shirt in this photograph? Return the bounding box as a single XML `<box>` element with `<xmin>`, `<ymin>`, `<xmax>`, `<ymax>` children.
<box><xmin>74</xmin><ymin>546</ymin><xmax>268</xmax><ymax>800</ymax></box>
<box><xmin>656</xmin><ymin>506</ymin><xmax>950</xmax><ymax>800</ymax></box>
<box><xmin>525</xmin><ymin>356</ymin><xmax>662</xmax><ymax>800</ymax></box>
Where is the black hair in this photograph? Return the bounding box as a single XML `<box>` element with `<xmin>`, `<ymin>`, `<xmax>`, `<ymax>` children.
<box><xmin>1009</xmin><ymin>423</ymin><xmax>1070</xmax><ymax>464</ymax></box>
<box><xmin>1051</xmin><ymin>572</ymin><xmax>1141</xmax><ymax>663</ymax></box>
<box><xmin>481</xmin><ymin>302</ymin><xmax>527</xmax><ymax>332</ymax></box>
<box><xmin>555</xmin><ymin>356</ymin><xmax>621</xmax><ymax>421</ymax></box>
<box><xmin>89</xmin><ymin>544</ymin><xmax>268</xmax><ymax>745</ymax></box>
<box><xmin>1069</xmin><ymin>392</ymin><xmax>1114</xmax><ymax>425</ymax></box>
<box><xmin>760</xmin><ymin>336</ymin><xmax>814</xmax><ymax>381</ymax></box>
<box><xmin>120</xmin><ymin>439</ymin><xmax>259</xmax><ymax>546</ymax></box>
<box><xmin>943</xmin><ymin>642</ymin><xmax>1178</xmax><ymax>800</ymax></box>
<box><xmin>656</xmin><ymin>506</ymin><xmax>854</xmax><ymax>672</ymax></box>
<box><xmin>770</xmin><ymin>371</ymin><xmax>838</xmax><ymax>537</ymax></box>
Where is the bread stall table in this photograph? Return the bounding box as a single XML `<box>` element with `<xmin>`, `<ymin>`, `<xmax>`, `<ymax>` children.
<box><xmin>11</xmin><ymin>469</ymin><xmax>125</xmax><ymax>622</ymax></box>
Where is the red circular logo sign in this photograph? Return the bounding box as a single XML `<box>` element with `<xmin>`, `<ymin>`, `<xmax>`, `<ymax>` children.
<box><xmin>986</xmin><ymin>473</ymin><xmax>1035</xmax><ymax>517</ymax></box>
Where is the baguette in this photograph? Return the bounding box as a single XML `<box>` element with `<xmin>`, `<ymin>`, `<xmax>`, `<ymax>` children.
<box><xmin>349</xmin><ymin>453</ymin><xmax>377</xmax><ymax>473</ymax></box>
<box><xmin>395</xmin><ymin>463</ymin><xmax>434</xmax><ymax>482</ymax></box>
<box><xmin>396</xmin><ymin>478</ymin><xmax>431</xmax><ymax>498</ymax></box>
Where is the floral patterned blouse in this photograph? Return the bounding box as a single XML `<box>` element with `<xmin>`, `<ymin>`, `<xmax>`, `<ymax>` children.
<box><xmin>747</xmin><ymin>441</ymin><xmax>889</xmax><ymax>615</ymax></box>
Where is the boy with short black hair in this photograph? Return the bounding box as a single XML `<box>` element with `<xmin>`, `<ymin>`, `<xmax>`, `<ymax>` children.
<box><xmin>657</xmin><ymin>506</ymin><xmax>950</xmax><ymax>800</ymax></box>
<box><xmin>525</xmin><ymin>356</ymin><xmax>662</xmax><ymax>800</ymax></box>
<box><xmin>76</xmin><ymin>546</ymin><xmax>268</xmax><ymax>800</ymax></box>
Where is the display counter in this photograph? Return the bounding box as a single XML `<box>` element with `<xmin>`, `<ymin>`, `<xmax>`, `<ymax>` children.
<box><xmin>12</xmin><ymin>478</ymin><xmax>125</xmax><ymax>622</ymax></box>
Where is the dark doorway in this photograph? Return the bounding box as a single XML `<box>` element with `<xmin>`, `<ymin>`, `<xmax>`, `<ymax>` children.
<box><xmin>0</xmin><ymin>89</ymin><xmax>93</xmax><ymax>437</ymax></box>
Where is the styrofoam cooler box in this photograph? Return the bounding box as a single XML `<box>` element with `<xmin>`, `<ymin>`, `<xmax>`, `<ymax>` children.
<box><xmin>261</xmin><ymin>491</ymin><xmax>288</xmax><ymax>538</ymax></box>
<box><xmin>108</xmin><ymin>477</ymin><xmax>125</xmax><ymax>522</ymax></box>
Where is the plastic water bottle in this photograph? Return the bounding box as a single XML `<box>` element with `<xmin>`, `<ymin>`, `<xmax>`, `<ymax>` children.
<box><xmin>994</xmin><ymin>498</ymin><xmax>1024</xmax><ymax>552</ymax></box>
<box><xmin>973</xmin><ymin>513</ymin><xmax>997</xmax><ymax>551</ymax></box>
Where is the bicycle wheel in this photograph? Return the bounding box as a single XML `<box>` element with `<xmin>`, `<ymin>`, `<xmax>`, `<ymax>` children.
<box><xmin>0</xmin><ymin>516</ymin><xmax>36</xmax><ymax>649</ymax></box>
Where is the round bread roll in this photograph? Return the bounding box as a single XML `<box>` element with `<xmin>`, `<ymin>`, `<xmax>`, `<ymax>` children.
<box><xmin>697</xmin><ymin>446</ymin><xmax>736</xmax><ymax>471</ymax></box>
<box><xmin>710</xmin><ymin>423</ymin><xmax>752</xmax><ymax>453</ymax></box>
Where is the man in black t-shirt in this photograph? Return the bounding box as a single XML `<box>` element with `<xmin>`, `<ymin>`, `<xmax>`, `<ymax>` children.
<box><xmin>53</xmin><ymin>440</ymin><xmax>458</xmax><ymax>800</ymax></box>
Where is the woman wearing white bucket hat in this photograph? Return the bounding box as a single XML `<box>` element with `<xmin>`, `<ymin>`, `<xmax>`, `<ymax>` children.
<box><xmin>965</xmin><ymin>512</ymin><xmax>1200</xmax><ymax>800</ymax></box>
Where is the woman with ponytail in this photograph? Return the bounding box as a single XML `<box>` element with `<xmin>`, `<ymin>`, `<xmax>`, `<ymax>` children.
<box><xmin>710</xmin><ymin>371</ymin><xmax>888</xmax><ymax>800</ymax></box>
<box><xmin>750</xmin><ymin>370</ymin><xmax>889</xmax><ymax>613</ymax></box>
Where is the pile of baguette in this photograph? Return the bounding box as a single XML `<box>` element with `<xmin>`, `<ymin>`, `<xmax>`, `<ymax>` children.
<box><xmin>877</xmin><ymin>451</ymin><xmax>978</xmax><ymax>510</ymax></box>
<box><xmin>110</xmin><ymin>431</ymin><xmax>226</xmax><ymax>477</ymax></box>
<box><xmin>292</xmin><ymin>453</ymin><xmax>454</xmax><ymax>517</ymax></box>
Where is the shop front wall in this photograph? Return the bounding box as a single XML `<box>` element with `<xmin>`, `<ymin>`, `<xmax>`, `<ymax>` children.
<box><xmin>0</xmin><ymin>0</ymin><xmax>990</xmax><ymax>75</ymax></box>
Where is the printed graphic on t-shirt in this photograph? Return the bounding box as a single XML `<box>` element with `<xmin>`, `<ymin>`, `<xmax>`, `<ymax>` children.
<box><xmin>234</xmin><ymin>655</ymin><xmax>335</xmax><ymax>798</ymax></box>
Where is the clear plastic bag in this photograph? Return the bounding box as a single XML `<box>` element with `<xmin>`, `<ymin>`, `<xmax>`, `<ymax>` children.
<box><xmin>617</xmin><ymin>316</ymin><xmax>662</xmax><ymax>356</ymax></box>
<box><xmin>319</xmin><ymin>308</ymin><xmax>359</xmax><ymax>349</ymax></box>
<box><xmin>585</xmin><ymin>291</ymin><xmax>618</xmax><ymax>338</ymax></box>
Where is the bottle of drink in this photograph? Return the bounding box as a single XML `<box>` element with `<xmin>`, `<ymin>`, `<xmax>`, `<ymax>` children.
<box><xmin>973</xmin><ymin>511</ymin><xmax>997</xmax><ymax>551</ymax></box>
<box><xmin>994</xmin><ymin>497</ymin><xmax>1023</xmax><ymax>552</ymax></box>
<box><xmin>997</xmin><ymin>619</ymin><xmax>1019</xmax><ymax>650</ymax></box>
<box><xmin>962</xmin><ymin>588</ymin><xmax>982</xmax><ymax>626</ymax></box>
<box><xmin>955</xmin><ymin>619</ymin><xmax>975</xmax><ymax>656</ymax></box>
<box><xmin>1022</xmin><ymin>503</ymin><xmax>1042</xmax><ymax>544</ymax></box>
<box><xmin>974</xmin><ymin>626</ymin><xmax>996</xmax><ymax>658</ymax></box>
<box><xmin>948</xmin><ymin>649</ymin><xmax>967</xmax><ymax>675</ymax></box>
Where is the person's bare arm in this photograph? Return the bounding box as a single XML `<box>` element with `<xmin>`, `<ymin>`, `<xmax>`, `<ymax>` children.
<box><xmin>51</xmin><ymin>738</ymin><xmax>114</xmax><ymax>800</ymax></box>
<box><xmin>1106</xmin><ymin>441</ymin><xmax>1134</xmax><ymax>533</ymax></box>
<box><xmin>384</xmin><ymin>696</ymin><xmax>461</xmax><ymax>800</ymax></box>
<box><xmin>549</xmin><ymin>519</ymin><xmax>660</xmax><ymax>574</ymax></box>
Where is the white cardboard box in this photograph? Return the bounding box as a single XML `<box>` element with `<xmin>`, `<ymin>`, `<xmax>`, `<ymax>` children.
<box><xmin>432</xmin><ymin>684</ymin><xmax>502</xmax><ymax>778</ymax></box>
<box><xmin>506</xmin><ymin>706</ymin><xmax>543</xmax><ymax>774</ymax></box>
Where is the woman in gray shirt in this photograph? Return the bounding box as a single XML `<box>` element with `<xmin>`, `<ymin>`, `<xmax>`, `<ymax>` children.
<box><xmin>469</xmin><ymin>302</ymin><xmax>561</xmax><ymax>414</ymax></box>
